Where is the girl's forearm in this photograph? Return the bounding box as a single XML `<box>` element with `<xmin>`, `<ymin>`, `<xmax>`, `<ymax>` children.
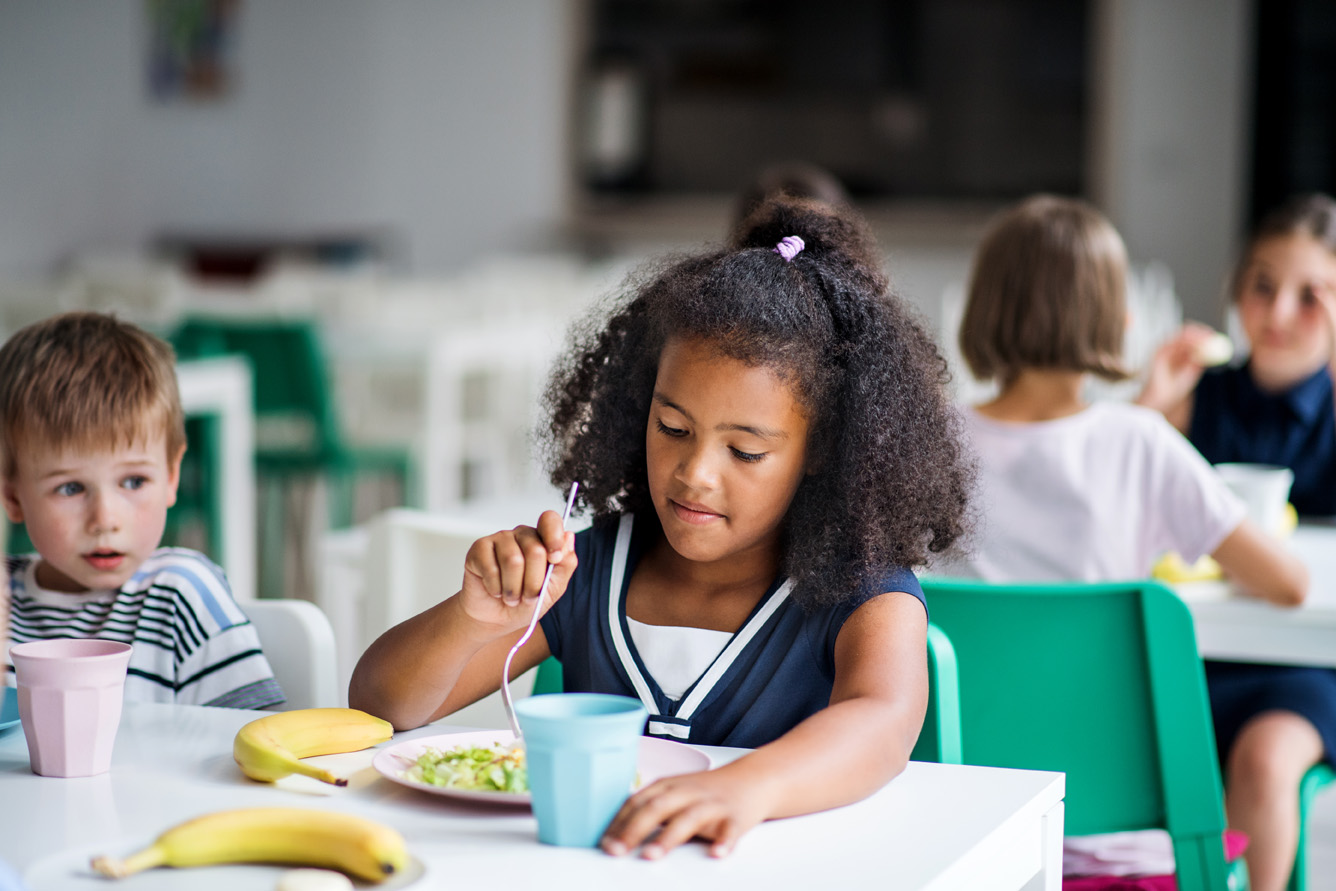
<box><xmin>347</xmin><ymin>594</ymin><xmax>495</xmax><ymax>730</ymax></box>
<box><xmin>717</xmin><ymin>695</ymin><xmax>916</xmax><ymax>819</ymax></box>
<box><xmin>1213</xmin><ymin>521</ymin><xmax>1309</xmax><ymax>608</ymax></box>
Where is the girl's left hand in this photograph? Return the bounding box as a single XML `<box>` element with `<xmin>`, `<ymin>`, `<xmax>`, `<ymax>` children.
<box><xmin>600</xmin><ymin>768</ymin><xmax>775</xmax><ymax>860</ymax></box>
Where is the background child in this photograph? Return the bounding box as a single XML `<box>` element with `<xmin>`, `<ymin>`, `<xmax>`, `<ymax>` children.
<box><xmin>730</xmin><ymin>161</ymin><xmax>852</xmax><ymax>236</ymax></box>
<box><xmin>1134</xmin><ymin>192</ymin><xmax>1336</xmax><ymax>890</ymax></box>
<box><xmin>1138</xmin><ymin>192</ymin><xmax>1336</xmax><ymax>518</ymax></box>
<box><xmin>945</xmin><ymin>194</ymin><xmax>1313</xmax><ymax>891</ymax></box>
<box><xmin>0</xmin><ymin>312</ymin><xmax>284</xmax><ymax>709</ymax></box>
<box><xmin>351</xmin><ymin>197</ymin><xmax>973</xmax><ymax>858</ymax></box>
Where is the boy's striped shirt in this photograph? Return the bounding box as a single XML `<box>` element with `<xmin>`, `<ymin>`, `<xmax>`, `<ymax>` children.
<box><xmin>4</xmin><ymin>548</ymin><xmax>284</xmax><ymax>709</ymax></box>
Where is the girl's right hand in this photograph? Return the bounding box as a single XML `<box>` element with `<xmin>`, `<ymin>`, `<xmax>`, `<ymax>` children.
<box><xmin>457</xmin><ymin>509</ymin><xmax>578</xmax><ymax>638</ymax></box>
<box><xmin>1136</xmin><ymin>322</ymin><xmax>1218</xmax><ymax>429</ymax></box>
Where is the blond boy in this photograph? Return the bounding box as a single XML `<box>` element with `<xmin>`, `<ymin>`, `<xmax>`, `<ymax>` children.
<box><xmin>0</xmin><ymin>312</ymin><xmax>283</xmax><ymax>708</ymax></box>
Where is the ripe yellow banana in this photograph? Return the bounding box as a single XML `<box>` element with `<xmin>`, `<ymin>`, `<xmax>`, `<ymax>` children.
<box><xmin>90</xmin><ymin>806</ymin><xmax>409</xmax><ymax>883</ymax></box>
<box><xmin>234</xmin><ymin>708</ymin><xmax>393</xmax><ymax>786</ymax></box>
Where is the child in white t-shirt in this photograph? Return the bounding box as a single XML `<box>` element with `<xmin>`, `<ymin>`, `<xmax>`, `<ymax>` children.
<box><xmin>944</xmin><ymin>195</ymin><xmax>1308</xmax><ymax>888</ymax></box>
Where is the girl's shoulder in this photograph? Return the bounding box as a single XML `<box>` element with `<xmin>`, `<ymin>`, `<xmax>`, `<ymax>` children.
<box><xmin>965</xmin><ymin>400</ymin><xmax>1163</xmax><ymax>436</ymax></box>
<box><xmin>1083</xmin><ymin>402</ymin><xmax>1200</xmax><ymax>454</ymax></box>
<box><xmin>863</xmin><ymin>565</ymin><xmax>924</xmax><ymax>607</ymax></box>
<box><xmin>966</xmin><ymin>401</ymin><xmax>1188</xmax><ymax>468</ymax></box>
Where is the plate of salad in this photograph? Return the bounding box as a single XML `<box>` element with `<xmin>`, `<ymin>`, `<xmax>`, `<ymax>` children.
<box><xmin>371</xmin><ymin>729</ymin><xmax>712</xmax><ymax>805</ymax></box>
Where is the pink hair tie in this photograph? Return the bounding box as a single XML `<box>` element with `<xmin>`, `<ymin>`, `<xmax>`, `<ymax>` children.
<box><xmin>773</xmin><ymin>235</ymin><xmax>805</xmax><ymax>262</ymax></box>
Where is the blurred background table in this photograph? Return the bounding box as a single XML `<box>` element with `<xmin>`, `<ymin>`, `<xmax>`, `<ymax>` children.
<box><xmin>1174</xmin><ymin>523</ymin><xmax>1336</xmax><ymax>668</ymax></box>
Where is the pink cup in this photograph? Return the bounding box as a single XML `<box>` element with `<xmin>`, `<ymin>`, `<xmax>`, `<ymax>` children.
<box><xmin>10</xmin><ymin>639</ymin><xmax>133</xmax><ymax>777</ymax></box>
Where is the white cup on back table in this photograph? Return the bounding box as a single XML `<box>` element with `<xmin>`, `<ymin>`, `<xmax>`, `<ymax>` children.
<box><xmin>1216</xmin><ymin>463</ymin><xmax>1295</xmax><ymax>537</ymax></box>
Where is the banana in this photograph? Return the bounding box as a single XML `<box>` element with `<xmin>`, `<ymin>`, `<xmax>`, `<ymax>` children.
<box><xmin>90</xmin><ymin>806</ymin><xmax>409</xmax><ymax>883</ymax></box>
<box><xmin>233</xmin><ymin>708</ymin><xmax>394</xmax><ymax>786</ymax></box>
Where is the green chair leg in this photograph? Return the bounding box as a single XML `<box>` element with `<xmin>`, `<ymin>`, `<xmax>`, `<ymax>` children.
<box><xmin>260</xmin><ymin>477</ymin><xmax>288</xmax><ymax>600</ymax></box>
<box><xmin>1289</xmin><ymin>762</ymin><xmax>1336</xmax><ymax>891</ymax></box>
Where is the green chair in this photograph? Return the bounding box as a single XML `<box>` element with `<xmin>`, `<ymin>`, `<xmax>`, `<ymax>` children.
<box><xmin>162</xmin><ymin>412</ymin><xmax>224</xmax><ymax>559</ymax></box>
<box><xmin>531</xmin><ymin>657</ymin><xmax>563</xmax><ymax>697</ymax></box>
<box><xmin>1291</xmin><ymin>763</ymin><xmax>1334</xmax><ymax>891</ymax></box>
<box><xmin>911</xmin><ymin>624</ymin><xmax>963</xmax><ymax>765</ymax></box>
<box><xmin>918</xmin><ymin>577</ymin><xmax>1240</xmax><ymax>891</ymax></box>
<box><xmin>6</xmin><ymin>522</ymin><xmax>33</xmax><ymax>554</ymax></box>
<box><xmin>171</xmin><ymin>317</ymin><xmax>415</xmax><ymax>598</ymax></box>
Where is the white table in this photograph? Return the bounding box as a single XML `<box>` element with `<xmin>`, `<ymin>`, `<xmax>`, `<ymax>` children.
<box><xmin>177</xmin><ymin>356</ymin><xmax>256</xmax><ymax>603</ymax></box>
<box><xmin>1174</xmin><ymin>523</ymin><xmax>1336</xmax><ymax>668</ymax></box>
<box><xmin>0</xmin><ymin>703</ymin><xmax>1065</xmax><ymax>891</ymax></box>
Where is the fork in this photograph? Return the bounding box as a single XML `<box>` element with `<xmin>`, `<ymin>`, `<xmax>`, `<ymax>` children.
<box><xmin>501</xmin><ymin>481</ymin><xmax>579</xmax><ymax>741</ymax></box>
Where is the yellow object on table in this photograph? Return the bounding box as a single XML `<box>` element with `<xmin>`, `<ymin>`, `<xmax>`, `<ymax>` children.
<box><xmin>1152</xmin><ymin>552</ymin><xmax>1224</xmax><ymax>583</ymax></box>
<box><xmin>1152</xmin><ymin>503</ymin><xmax>1298</xmax><ymax>584</ymax></box>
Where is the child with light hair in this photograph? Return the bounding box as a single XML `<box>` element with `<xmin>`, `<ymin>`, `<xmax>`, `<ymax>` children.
<box><xmin>0</xmin><ymin>312</ymin><xmax>283</xmax><ymax>708</ymax></box>
<box><xmin>948</xmin><ymin>195</ymin><xmax>1309</xmax><ymax>888</ymax></box>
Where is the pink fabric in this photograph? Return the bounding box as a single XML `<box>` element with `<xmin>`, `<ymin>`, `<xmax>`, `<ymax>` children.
<box><xmin>1062</xmin><ymin>831</ymin><xmax>1249</xmax><ymax>891</ymax></box>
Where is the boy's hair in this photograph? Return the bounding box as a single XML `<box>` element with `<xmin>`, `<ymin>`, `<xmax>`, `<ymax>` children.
<box><xmin>959</xmin><ymin>194</ymin><xmax>1129</xmax><ymax>385</ymax></box>
<box><xmin>1230</xmin><ymin>192</ymin><xmax>1336</xmax><ymax>301</ymax></box>
<box><xmin>0</xmin><ymin>312</ymin><xmax>185</xmax><ymax>477</ymax></box>
<box><xmin>544</xmin><ymin>197</ymin><xmax>973</xmax><ymax>608</ymax></box>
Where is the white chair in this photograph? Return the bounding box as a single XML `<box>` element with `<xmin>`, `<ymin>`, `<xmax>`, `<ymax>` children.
<box><xmin>245</xmin><ymin>598</ymin><xmax>342</xmax><ymax>710</ymax></box>
<box><xmin>361</xmin><ymin>509</ymin><xmax>493</xmax><ymax>634</ymax></box>
<box><xmin>314</xmin><ymin>509</ymin><xmax>499</xmax><ymax>717</ymax></box>
<box><xmin>369</xmin><ymin>508</ymin><xmax>520</xmax><ymax>727</ymax></box>
<box><xmin>422</xmin><ymin>319</ymin><xmax>567</xmax><ymax>510</ymax></box>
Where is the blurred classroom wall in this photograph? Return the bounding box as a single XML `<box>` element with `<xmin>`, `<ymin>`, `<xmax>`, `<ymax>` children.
<box><xmin>0</xmin><ymin>1</ymin><xmax>570</xmax><ymax>278</ymax></box>
<box><xmin>0</xmin><ymin>0</ymin><xmax>1255</xmax><ymax>327</ymax></box>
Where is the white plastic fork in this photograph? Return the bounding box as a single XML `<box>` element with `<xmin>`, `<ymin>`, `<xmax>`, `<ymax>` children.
<box><xmin>501</xmin><ymin>481</ymin><xmax>579</xmax><ymax>741</ymax></box>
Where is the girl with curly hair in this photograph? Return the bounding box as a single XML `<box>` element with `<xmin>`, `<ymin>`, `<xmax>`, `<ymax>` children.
<box><xmin>351</xmin><ymin>197</ymin><xmax>973</xmax><ymax>859</ymax></box>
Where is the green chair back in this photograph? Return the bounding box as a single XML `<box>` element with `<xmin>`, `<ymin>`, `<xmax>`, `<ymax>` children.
<box><xmin>912</xmin><ymin>623</ymin><xmax>962</xmax><ymax>764</ymax></box>
<box><xmin>6</xmin><ymin>522</ymin><xmax>32</xmax><ymax>554</ymax></box>
<box><xmin>531</xmin><ymin>657</ymin><xmax>563</xmax><ymax>697</ymax></box>
<box><xmin>163</xmin><ymin>412</ymin><xmax>223</xmax><ymax>558</ymax></box>
<box><xmin>170</xmin><ymin>316</ymin><xmax>413</xmax><ymax>597</ymax></box>
<box><xmin>918</xmin><ymin>577</ymin><xmax>1231</xmax><ymax>891</ymax></box>
<box><xmin>172</xmin><ymin>318</ymin><xmax>341</xmax><ymax>466</ymax></box>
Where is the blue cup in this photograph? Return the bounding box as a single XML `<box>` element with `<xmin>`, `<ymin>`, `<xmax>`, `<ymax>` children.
<box><xmin>516</xmin><ymin>693</ymin><xmax>648</xmax><ymax>847</ymax></box>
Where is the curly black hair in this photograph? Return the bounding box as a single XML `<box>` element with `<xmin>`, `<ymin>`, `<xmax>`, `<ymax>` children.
<box><xmin>543</xmin><ymin>197</ymin><xmax>974</xmax><ymax>608</ymax></box>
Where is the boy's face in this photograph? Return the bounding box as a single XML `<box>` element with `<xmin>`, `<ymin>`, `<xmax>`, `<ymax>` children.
<box><xmin>2</xmin><ymin>434</ymin><xmax>184</xmax><ymax>593</ymax></box>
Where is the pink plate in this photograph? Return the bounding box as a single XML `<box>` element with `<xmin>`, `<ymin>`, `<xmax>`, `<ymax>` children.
<box><xmin>371</xmin><ymin>729</ymin><xmax>711</xmax><ymax>806</ymax></box>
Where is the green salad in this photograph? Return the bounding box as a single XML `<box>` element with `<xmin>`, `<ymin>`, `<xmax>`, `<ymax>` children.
<box><xmin>406</xmin><ymin>742</ymin><xmax>528</xmax><ymax>793</ymax></box>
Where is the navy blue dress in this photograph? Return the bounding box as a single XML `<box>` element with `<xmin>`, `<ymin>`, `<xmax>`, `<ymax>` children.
<box><xmin>1190</xmin><ymin>362</ymin><xmax>1336</xmax><ymax>766</ymax></box>
<box><xmin>1189</xmin><ymin>362</ymin><xmax>1336</xmax><ymax>517</ymax></box>
<box><xmin>539</xmin><ymin>512</ymin><xmax>925</xmax><ymax>749</ymax></box>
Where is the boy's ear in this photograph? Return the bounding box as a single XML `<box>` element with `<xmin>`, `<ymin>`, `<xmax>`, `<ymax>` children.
<box><xmin>164</xmin><ymin>443</ymin><xmax>186</xmax><ymax>508</ymax></box>
<box><xmin>2</xmin><ymin>476</ymin><xmax>23</xmax><ymax>524</ymax></box>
